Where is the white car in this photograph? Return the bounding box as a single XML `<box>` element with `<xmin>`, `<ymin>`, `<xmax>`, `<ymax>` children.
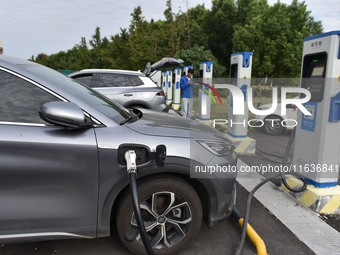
<box><xmin>69</xmin><ymin>69</ymin><xmax>169</xmax><ymax>112</ymax></box>
<box><xmin>255</xmin><ymin>101</ymin><xmax>298</xmax><ymax>135</ymax></box>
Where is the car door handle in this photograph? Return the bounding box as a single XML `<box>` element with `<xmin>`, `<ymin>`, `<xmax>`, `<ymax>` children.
<box><xmin>124</xmin><ymin>93</ymin><xmax>133</xmax><ymax>97</ymax></box>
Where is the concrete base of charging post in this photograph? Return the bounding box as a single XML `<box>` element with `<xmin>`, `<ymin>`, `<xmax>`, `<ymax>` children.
<box><xmin>224</xmin><ymin>133</ymin><xmax>256</xmax><ymax>155</ymax></box>
<box><xmin>281</xmin><ymin>177</ymin><xmax>340</xmax><ymax>214</ymax></box>
<box><xmin>172</xmin><ymin>103</ymin><xmax>180</xmax><ymax>111</ymax></box>
<box><xmin>198</xmin><ymin>119</ymin><xmax>214</xmax><ymax>127</ymax></box>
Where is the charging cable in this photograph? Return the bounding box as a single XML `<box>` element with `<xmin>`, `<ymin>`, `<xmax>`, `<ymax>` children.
<box><xmin>234</xmin><ymin>127</ymin><xmax>307</xmax><ymax>255</ymax></box>
<box><xmin>125</xmin><ymin>150</ymin><xmax>155</xmax><ymax>255</ymax></box>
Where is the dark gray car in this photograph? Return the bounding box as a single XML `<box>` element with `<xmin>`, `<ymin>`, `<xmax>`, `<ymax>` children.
<box><xmin>69</xmin><ymin>69</ymin><xmax>169</xmax><ymax>112</ymax></box>
<box><xmin>0</xmin><ymin>55</ymin><xmax>237</xmax><ymax>255</ymax></box>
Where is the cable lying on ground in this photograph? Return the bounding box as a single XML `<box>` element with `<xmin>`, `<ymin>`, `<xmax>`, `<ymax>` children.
<box><xmin>234</xmin><ymin>127</ymin><xmax>307</xmax><ymax>255</ymax></box>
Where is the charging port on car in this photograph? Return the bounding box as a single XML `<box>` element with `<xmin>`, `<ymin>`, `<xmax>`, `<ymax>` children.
<box><xmin>118</xmin><ymin>145</ymin><xmax>150</xmax><ymax>166</ymax></box>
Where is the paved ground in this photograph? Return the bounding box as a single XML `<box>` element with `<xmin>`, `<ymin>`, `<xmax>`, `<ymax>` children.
<box><xmin>1</xmin><ymin>128</ymin><xmax>338</xmax><ymax>255</ymax></box>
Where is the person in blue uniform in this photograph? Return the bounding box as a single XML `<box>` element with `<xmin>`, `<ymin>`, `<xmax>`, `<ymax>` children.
<box><xmin>180</xmin><ymin>68</ymin><xmax>195</xmax><ymax>118</ymax></box>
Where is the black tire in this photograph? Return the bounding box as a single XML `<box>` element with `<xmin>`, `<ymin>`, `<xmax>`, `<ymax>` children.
<box><xmin>263</xmin><ymin>116</ymin><xmax>285</xmax><ymax>135</ymax></box>
<box><xmin>116</xmin><ymin>175</ymin><xmax>202</xmax><ymax>255</ymax></box>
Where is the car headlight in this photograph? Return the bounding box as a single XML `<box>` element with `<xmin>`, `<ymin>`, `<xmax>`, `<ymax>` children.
<box><xmin>196</xmin><ymin>140</ymin><xmax>234</xmax><ymax>156</ymax></box>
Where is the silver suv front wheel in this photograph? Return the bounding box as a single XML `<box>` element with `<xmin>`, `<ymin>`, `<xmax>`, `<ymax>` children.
<box><xmin>116</xmin><ymin>176</ymin><xmax>202</xmax><ymax>255</ymax></box>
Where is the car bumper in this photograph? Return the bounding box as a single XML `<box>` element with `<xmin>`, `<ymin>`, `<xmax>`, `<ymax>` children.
<box><xmin>205</xmin><ymin>153</ymin><xmax>238</xmax><ymax>226</ymax></box>
<box><xmin>162</xmin><ymin>105</ymin><xmax>169</xmax><ymax>112</ymax></box>
<box><xmin>152</xmin><ymin>103</ymin><xmax>169</xmax><ymax>112</ymax></box>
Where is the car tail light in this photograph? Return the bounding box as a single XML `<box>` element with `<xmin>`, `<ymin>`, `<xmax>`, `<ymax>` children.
<box><xmin>156</xmin><ymin>91</ymin><xmax>165</xmax><ymax>96</ymax></box>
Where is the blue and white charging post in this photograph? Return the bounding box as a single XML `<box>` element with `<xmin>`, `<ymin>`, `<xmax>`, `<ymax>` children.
<box><xmin>228</xmin><ymin>52</ymin><xmax>252</xmax><ymax>137</ymax></box>
<box><xmin>198</xmin><ymin>62</ymin><xmax>213</xmax><ymax>120</ymax></box>
<box><xmin>173</xmin><ymin>68</ymin><xmax>181</xmax><ymax>110</ymax></box>
<box><xmin>288</xmin><ymin>31</ymin><xmax>340</xmax><ymax>214</ymax></box>
<box><xmin>183</xmin><ymin>66</ymin><xmax>193</xmax><ymax>77</ymax></box>
<box><xmin>214</xmin><ymin>52</ymin><xmax>256</xmax><ymax>154</ymax></box>
<box><xmin>166</xmin><ymin>70</ymin><xmax>173</xmax><ymax>105</ymax></box>
<box><xmin>162</xmin><ymin>71</ymin><xmax>167</xmax><ymax>96</ymax></box>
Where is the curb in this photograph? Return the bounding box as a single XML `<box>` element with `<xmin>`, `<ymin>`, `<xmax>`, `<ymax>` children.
<box><xmin>237</xmin><ymin>159</ymin><xmax>340</xmax><ymax>255</ymax></box>
<box><xmin>281</xmin><ymin>176</ymin><xmax>340</xmax><ymax>214</ymax></box>
<box><xmin>224</xmin><ymin>133</ymin><xmax>256</xmax><ymax>155</ymax></box>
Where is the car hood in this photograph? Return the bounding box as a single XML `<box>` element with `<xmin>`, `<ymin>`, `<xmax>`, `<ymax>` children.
<box><xmin>126</xmin><ymin>109</ymin><xmax>231</xmax><ymax>142</ymax></box>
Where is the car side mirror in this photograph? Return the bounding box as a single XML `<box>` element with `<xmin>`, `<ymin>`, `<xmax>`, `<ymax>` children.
<box><xmin>40</xmin><ymin>101</ymin><xmax>90</xmax><ymax>128</ymax></box>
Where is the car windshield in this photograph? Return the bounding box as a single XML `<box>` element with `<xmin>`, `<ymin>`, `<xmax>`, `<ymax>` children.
<box><xmin>20</xmin><ymin>63</ymin><xmax>131</xmax><ymax>124</ymax></box>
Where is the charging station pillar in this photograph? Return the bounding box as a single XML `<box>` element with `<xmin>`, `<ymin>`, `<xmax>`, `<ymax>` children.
<box><xmin>285</xmin><ymin>31</ymin><xmax>340</xmax><ymax>214</ymax></box>
<box><xmin>215</xmin><ymin>52</ymin><xmax>256</xmax><ymax>155</ymax></box>
<box><xmin>166</xmin><ymin>70</ymin><xmax>173</xmax><ymax>105</ymax></box>
<box><xmin>183</xmin><ymin>66</ymin><xmax>193</xmax><ymax>77</ymax></box>
<box><xmin>227</xmin><ymin>52</ymin><xmax>252</xmax><ymax>137</ymax></box>
<box><xmin>198</xmin><ymin>62</ymin><xmax>213</xmax><ymax>120</ymax></box>
<box><xmin>173</xmin><ymin>68</ymin><xmax>181</xmax><ymax>110</ymax></box>
<box><xmin>151</xmin><ymin>70</ymin><xmax>162</xmax><ymax>87</ymax></box>
<box><xmin>162</xmin><ymin>71</ymin><xmax>167</xmax><ymax>96</ymax></box>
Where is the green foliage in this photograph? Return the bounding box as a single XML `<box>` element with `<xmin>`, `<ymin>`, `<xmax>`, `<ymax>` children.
<box><xmin>232</xmin><ymin>0</ymin><xmax>322</xmax><ymax>79</ymax></box>
<box><xmin>175</xmin><ymin>45</ymin><xmax>226</xmax><ymax>77</ymax></box>
<box><xmin>204</xmin><ymin>0</ymin><xmax>237</xmax><ymax>67</ymax></box>
<box><xmin>31</xmin><ymin>0</ymin><xmax>323</xmax><ymax>80</ymax></box>
<box><xmin>188</xmin><ymin>4</ymin><xmax>209</xmax><ymax>49</ymax></box>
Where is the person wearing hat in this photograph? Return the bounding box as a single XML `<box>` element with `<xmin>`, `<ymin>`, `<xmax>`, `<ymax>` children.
<box><xmin>180</xmin><ymin>68</ymin><xmax>195</xmax><ymax>118</ymax></box>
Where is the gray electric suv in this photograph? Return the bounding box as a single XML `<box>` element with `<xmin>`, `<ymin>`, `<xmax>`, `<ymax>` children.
<box><xmin>0</xmin><ymin>55</ymin><xmax>237</xmax><ymax>255</ymax></box>
<box><xmin>69</xmin><ymin>69</ymin><xmax>169</xmax><ymax>112</ymax></box>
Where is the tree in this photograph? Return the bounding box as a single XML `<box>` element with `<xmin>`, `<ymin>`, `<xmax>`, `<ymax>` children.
<box><xmin>188</xmin><ymin>4</ymin><xmax>209</xmax><ymax>49</ymax></box>
<box><xmin>30</xmin><ymin>0</ymin><xmax>323</xmax><ymax>80</ymax></box>
<box><xmin>232</xmin><ymin>1</ymin><xmax>323</xmax><ymax>80</ymax></box>
<box><xmin>235</xmin><ymin>0</ymin><xmax>261</xmax><ymax>25</ymax></box>
<box><xmin>89</xmin><ymin>27</ymin><xmax>102</xmax><ymax>49</ymax></box>
<box><xmin>109</xmin><ymin>28</ymin><xmax>132</xmax><ymax>69</ymax></box>
<box><xmin>87</xmin><ymin>27</ymin><xmax>114</xmax><ymax>68</ymax></box>
<box><xmin>127</xmin><ymin>6</ymin><xmax>172</xmax><ymax>70</ymax></box>
<box><xmin>175</xmin><ymin>45</ymin><xmax>226</xmax><ymax>78</ymax></box>
<box><xmin>204</xmin><ymin>0</ymin><xmax>237</xmax><ymax>68</ymax></box>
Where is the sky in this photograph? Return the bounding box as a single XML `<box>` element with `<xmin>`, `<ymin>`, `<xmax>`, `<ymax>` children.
<box><xmin>0</xmin><ymin>0</ymin><xmax>339</xmax><ymax>60</ymax></box>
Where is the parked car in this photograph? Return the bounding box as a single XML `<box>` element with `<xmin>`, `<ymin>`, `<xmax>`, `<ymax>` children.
<box><xmin>255</xmin><ymin>101</ymin><xmax>298</xmax><ymax>135</ymax></box>
<box><xmin>0</xmin><ymin>55</ymin><xmax>237</xmax><ymax>255</ymax></box>
<box><xmin>69</xmin><ymin>69</ymin><xmax>169</xmax><ymax>112</ymax></box>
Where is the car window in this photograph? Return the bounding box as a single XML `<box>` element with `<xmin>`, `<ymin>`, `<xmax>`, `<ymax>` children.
<box><xmin>0</xmin><ymin>70</ymin><xmax>60</xmax><ymax>124</ymax></box>
<box><xmin>95</xmin><ymin>73</ymin><xmax>129</xmax><ymax>87</ymax></box>
<box><xmin>73</xmin><ymin>74</ymin><xmax>93</xmax><ymax>87</ymax></box>
<box><xmin>127</xmin><ymin>75</ymin><xmax>144</xmax><ymax>86</ymax></box>
<box><xmin>19</xmin><ymin>64</ymin><xmax>131</xmax><ymax>124</ymax></box>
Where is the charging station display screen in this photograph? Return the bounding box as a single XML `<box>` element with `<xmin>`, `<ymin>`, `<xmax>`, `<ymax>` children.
<box><xmin>301</xmin><ymin>52</ymin><xmax>327</xmax><ymax>102</ymax></box>
<box><xmin>230</xmin><ymin>64</ymin><xmax>238</xmax><ymax>86</ymax></box>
